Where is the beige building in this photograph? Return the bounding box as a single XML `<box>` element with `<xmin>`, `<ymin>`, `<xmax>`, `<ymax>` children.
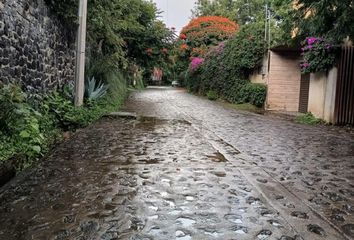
<box><xmin>250</xmin><ymin>45</ymin><xmax>354</xmax><ymax>125</ymax></box>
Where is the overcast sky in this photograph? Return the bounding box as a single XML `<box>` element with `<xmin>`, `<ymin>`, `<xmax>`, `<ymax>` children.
<box><xmin>153</xmin><ymin>0</ymin><xmax>197</xmax><ymax>33</ymax></box>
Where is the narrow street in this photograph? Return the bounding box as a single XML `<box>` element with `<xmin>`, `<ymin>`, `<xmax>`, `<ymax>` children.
<box><xmin>0</xmin><ymin>87</ymin><xmax>353</xmax><ymax>240</ymax></box>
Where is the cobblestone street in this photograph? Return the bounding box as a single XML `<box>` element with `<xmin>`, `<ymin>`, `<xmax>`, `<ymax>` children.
<box><xmin>0</xmin><ymin>87</ymin><xmax>353</xmax><ymax>240</ymax></box>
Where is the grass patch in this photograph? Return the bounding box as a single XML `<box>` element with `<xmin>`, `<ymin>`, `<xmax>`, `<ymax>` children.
<box><xmin>295</xmin><ymin>113</ymin><xmax>323</xmax><ymax>125</ymax></box>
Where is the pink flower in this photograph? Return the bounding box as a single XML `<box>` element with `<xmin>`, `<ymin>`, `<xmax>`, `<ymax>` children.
<box><xmin>302</xmin><ymin>63</ymin><xmax>310</xmax><ymax>68</ymax></box>
<box><xmin>190</xmin><ymin>57</ymin><xmax>204</xmax><ymax>71</ymax></box>
<box><xmin>307</xmin><ymin>37</ymin><xmax>318</xmax><ymax>45</ymax></box>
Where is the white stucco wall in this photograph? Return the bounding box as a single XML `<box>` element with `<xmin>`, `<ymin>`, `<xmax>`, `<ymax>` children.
<box><xmin>308</xmin><ymin>72</ymin><xmax>327</xmax><ymax>118</ymax></box>
<box><xmin>308</xmin><ymin>67</ymin><xmax>337</xmax><ymax>122</ymax></box>
<box><xmin>324</xmin><ymin>68</ymin><xmax>338</xmax><ymax>123</ymax></box>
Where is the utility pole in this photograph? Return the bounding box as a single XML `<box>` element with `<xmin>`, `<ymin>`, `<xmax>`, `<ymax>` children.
<box><xmin>74</xmin><ymin>0</ymin><xmax>88</xmax><ymax>106</ymax></box>
<box><xmin>264</xmin><ymin>0</ymin><xmax>271</xmax><ymax>75</ymax></box>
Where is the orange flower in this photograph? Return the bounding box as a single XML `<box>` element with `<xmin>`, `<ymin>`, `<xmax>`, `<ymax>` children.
<box><xmin>180</xmin><ymin>33</ymin><xmax>187</xmax><ymax>40</ymax></box>
<box><xmin>180</xmin><ymin>16</ymin><xmax>239</xmax><ymax>47</ymax></box>
<box><xmin>181</xmin><ymin>44</ymin><xmax>188</xmax><ymax>50</ymax></box>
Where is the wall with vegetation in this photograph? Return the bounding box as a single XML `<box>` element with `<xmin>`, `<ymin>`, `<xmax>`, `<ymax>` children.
<box><xmin>0</xmin><ymin>0</ymin><xmax>75</xmax><ymax>93</ymax></box>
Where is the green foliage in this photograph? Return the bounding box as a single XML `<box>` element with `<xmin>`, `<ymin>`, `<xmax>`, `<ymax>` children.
<box><xmin>0</xmin><ymin>84</ymin><xmax>26</xmax><ymax>133</ymax></box>
<box><xmin>45</xmin><ymin>0</ymin><xmax>175</xmax><ymax>82</ymax></box>
<box><xmin>44</xmin><ymin>0</ymin><xmax>78</xmax><ymax>26</ymax></box>
<box><xmin>0</xmin><ymin>74</ymin><xmax>127</xmax><ymax>169</ymax></box>
<box><xmin>0</xmin><ymin>84</ymin><xmax>55</xmax><ymax>166</ymax></box>
<box><xmin>292</xmin><ymin>0</ymin><xmax>354</xmax><ymax>43</ymax></box>
<box><xmin>104</xmin><ymin>70</ymin><xmax>128</xmax><ymax>108</ymax></box>
<box><xmin>193</xmin><ymin>0</ymin><xmax>295</xmax><ymax>46</ymax></box>
<box><xmin>193</xmin><ymin>0</ymin><xmax>264</xmax><ymax>24</ymax></box>
<box><xmin>85</xmin><ymin>77</ymin><xmax>108</xmax><ymax>101</ymax></box>
<box><xmin>223</xmin><ymin>22</ymin><xmax>266</xmax><ymax>76</ymax></box>
<box><xmin>295</xmin><ymin>113</ymin><xmax>323</xmax><ymax>125</ymax></box>
<box><xmin>239</xmin><ymin>83</ymin><xmax>267</xmax><ymax>107</ymax></box>
<box><xmin>206</xmin><ymin>90</ymin><xmax>218</xmax><ymax>101</ymax></box>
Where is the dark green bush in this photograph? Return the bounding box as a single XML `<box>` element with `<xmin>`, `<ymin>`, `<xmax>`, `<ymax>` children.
<box><xmin>240</xmin><ymin>83</ymin><xmax>267</xmax><ymax>107</ymax></box>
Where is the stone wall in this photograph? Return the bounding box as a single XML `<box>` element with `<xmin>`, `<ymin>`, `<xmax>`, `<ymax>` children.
<box><xmin>0</xmin><ymin>0</ymin><xmax>75</xmax><ymax>93</ymax></box>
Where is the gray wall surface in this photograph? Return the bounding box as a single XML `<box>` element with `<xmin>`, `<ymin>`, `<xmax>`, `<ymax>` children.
<box><xmin>0</xmin><ymin>0</ymin><xmax>75</xmax><ymax>93</ymax></box>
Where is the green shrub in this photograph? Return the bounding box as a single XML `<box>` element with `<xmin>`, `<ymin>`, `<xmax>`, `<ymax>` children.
<box><xmin>0</xmin><ymin>73</ymin><xmax>128</xmax><ymax>169</ymax></box>
<box><xmin>206</xmin><ymin>90</ymin><xmax>218</xmax><ymax>101</ymax></box>
<box><xmin>247</xmin><ymin>83</ymin><xmax>267</xmax><ymax>107</ymax></box>
<box><xmin>104</xmin><ymin>70</ymin><xmax>128</xmax><ymax>108</ymax></box>
<box><xmin>0</xmin><ymin>84</ymin><xmax>26</xmax><ymax>133</ymax></box>
<box><xmin>0</xmin><ymin>84</ymin><xmax>52</xmax><ymax>166</ymax></box>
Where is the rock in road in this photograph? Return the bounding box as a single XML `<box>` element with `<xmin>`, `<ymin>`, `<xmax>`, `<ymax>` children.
<box><xmin>0</xmin><ymin>87</ymin><xmax>353</xmax><ymax>240</ymax></box>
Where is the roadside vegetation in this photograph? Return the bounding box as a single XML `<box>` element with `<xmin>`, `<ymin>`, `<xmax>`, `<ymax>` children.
<box><xmin>295</xmin><ymin>113</ymin><xmax>323</xmax><ymax>125</ymax></box>
<box><xmin>0</xmin><ymin>72</ymin><xmax>127</xmax><ymax>170</ymax></box>
<box><xmin>0</xmin><ymin>0</ymin><xmax>175</xmax><ymax>171</ymax></box>
<box><xmin>171</xmin><ymin>0</ymin><xmax>353</xmax><ymax>113</ymax></box>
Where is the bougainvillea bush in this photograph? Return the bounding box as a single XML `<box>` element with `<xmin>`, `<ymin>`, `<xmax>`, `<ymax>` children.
<box><xmin>301</xmin><ymin>37</ymin><xmax>336</xmax><ymax>74</ymax></box>
<box><xmin>176</xmin><ymin>16</ymin><xmax>239</xmax><ymax>87</ymax></box>
<box><xmin>185</xmin><ymin>22</ymin><xmax>267</xmax><ymax>107</ymax></box>
<box><xmin>190</xmin><ymin>57</ymin><xmax>204</xmax><ymax>71</ymax></box>
<box><xmin>180</xmin><ymin>16</ymin><xmax>239</xmax><ymax>48</ymax></box>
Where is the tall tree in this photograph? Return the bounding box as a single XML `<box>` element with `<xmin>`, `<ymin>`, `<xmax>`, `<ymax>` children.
<box><xmin>193</xmin><ymin>0</ymin><xmax>265</xmax><ymax>24</ymax></box>
<box><xmin>193</xmin><ymin>0</ymin><xmax>294</xmax><ymax>45</ymax></box>
<box><xmin>292</xmin><ymin>0</ymin><xmax>354</xmax><ymax>42</ymax></box>
<box><xmin>45</xmin><ymin>0</ymin><xmax>174</xmax><ymax>78</ymax></box>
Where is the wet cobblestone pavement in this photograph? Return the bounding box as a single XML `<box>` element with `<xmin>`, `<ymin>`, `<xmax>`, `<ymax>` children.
<box><xmin>1</xmin><ymin>87</ymin><xmax>354</xmax><ymax>239</ymax></box>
